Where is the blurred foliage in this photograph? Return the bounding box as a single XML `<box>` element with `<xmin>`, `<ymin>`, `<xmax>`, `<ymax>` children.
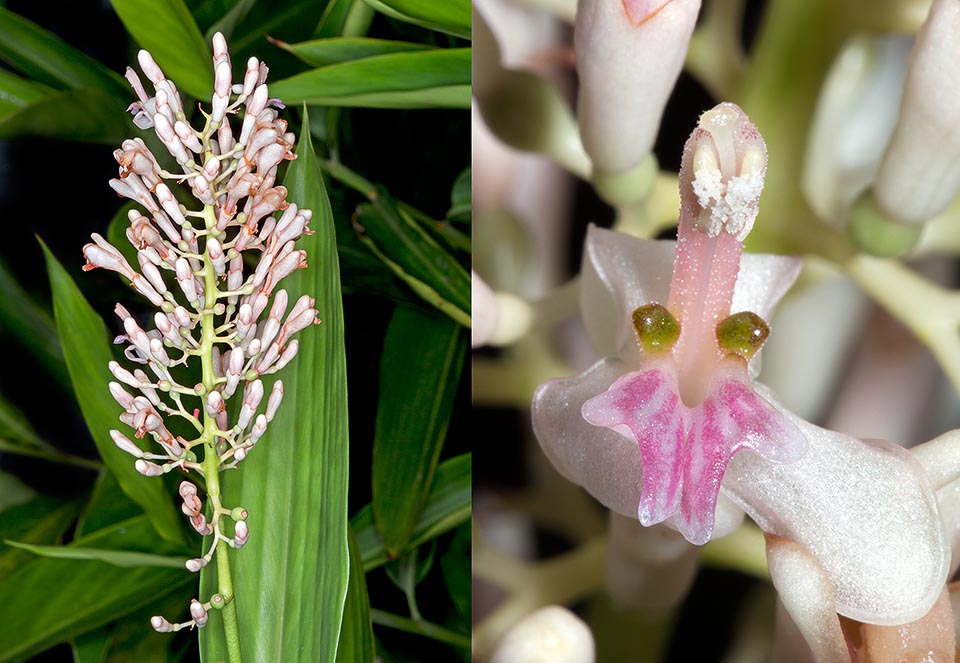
<box><xmin>0</xmin><ymin>0</ymin><xmax>469</xmax><ymax>661</ymax></box>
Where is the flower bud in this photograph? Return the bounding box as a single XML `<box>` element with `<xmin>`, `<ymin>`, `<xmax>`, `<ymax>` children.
<box><xmin>185</xmin><ymin>557</ymin><xmax>207</xmax><ymax>572</ymax></box>
<box><xmin>575</xmin><ymin>0</ymin><xmax>701</xmax><ymax>174</ymax></box>
<box><xmin>111</xmin><ymin>430</ymin><xmax>143</xmax><ymax>458</ymax></box>
<box><xmin>265</xmin><ymin>380</ymin><xmax>283</xmax><ymax>422</ymax></box>
<box><xmin>151</xmin><ymin>615</ymin><xmax>173</xmax><ymax>633</ymax></box>
<box><xmin>874</xmin><ymin>0</ymin><xmax>960</xmax><ymax>223</ymax></box>
<box><xmin>135</xmin><ymin>459</ymin><xmax>165</xmax><ymax>476</ymax></box>
<box><xmin>190</xmin><ymin>599</ymin><xmax>208</xmax><ymax>627</ymax></box>
<box><xmin>234</xmin><ymin>520</ymin><xmax>249</xmax><ymax>548</ymax></box>
<box><xmin>489</xmin><ymin>606</ymin><xmax>595</xmax><ymax>663</ymax></box>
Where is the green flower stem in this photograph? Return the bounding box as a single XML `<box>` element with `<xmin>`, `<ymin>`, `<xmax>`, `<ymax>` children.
<box><xmin>201</xmin><ymin>204</ymin><xmax>243</xmax><ymax>663</ymax></box>
<box><xmin>369</xmin><ymin>609</ymin><xmax>470</xmax><ymax>649</ymax></box>
<box><xmin>843</xmin><ymin>255</ymin><xmax>960</xmax><ymax>394</ymax></box>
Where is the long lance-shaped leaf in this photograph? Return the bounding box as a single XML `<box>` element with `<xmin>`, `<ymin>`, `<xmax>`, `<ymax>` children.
<box><xmin>0</xmin><ymin>87</ymin><xmax>132</xmax><ymax>144</ymax></box>
<box><xmin>0</xmin><ymin>254</ymin><xmax>67</xmax><ymax>386</ymax></box>
<box><xmin>6</xmin><ymin>541</ymin><xmax>190</xmax><ymax>568</ymax></box>
<box><xmin>270</xmin><ymin>49</ymin><xmax>471</xmax><ymax>109</ymax></box>
<box><xmin>372</xmin><ymin>306</ymin><xmax>466</xmax><ymax>555</ymax></box>
<box><xmin>0</xmin><ymin>516</ymin><xmax>191</xmax><ymax>661</ymax></box>
<box><xmin>109</xmin><ymin>0</ymin><xmax>213</xmax><ymax>100</ymax></box>
<box><xmin>42</xmin><ymin>241</ymin><xmax>184</xmax><ymax>544</ymax></box>
<box><xmin>358</xmin><ymin>0</ymin><xmax>470</xmax><ymax>39</ymax></box>
<box><xmin>0</xmin><ymin>6</ymin><xmax>129</xmax><ymax>95</ymax></box>
<box><xmin>200</xmin><ymin>107</ymin><xmax>350</xmax><ymax>662</ymax></box>
<box><xmin>0</xmin><ymin>495</ymin><xmax>83</xmax><ymax>582</ymax></box>
<box><xmin>335</xmin><ymin>527</ymin><xmax>376</xmax><ymax>663</ymax></box>
<box><xmin>355</xmin><ymin>198</ymin><xmax>470</xmax><ymax>326</ymax></box>
<box><xmin>275</xmin><ymin>36</ymin><xmax>429</xmax><ymax>68</ymax></box>
<box><xmin>355</xmin><ymin>453</ymin><xmax>470</xmax><ymax>571</ymax></box>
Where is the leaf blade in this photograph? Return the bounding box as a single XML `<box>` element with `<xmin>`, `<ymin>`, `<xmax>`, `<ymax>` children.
<box><xmin>200</xmin><ymin>108</ymin><xmax>350</xmax><ymax>662</ymax></box>
<box><xmin>109</xmin><ymin>0</ymin><xmax>213</xmax><ymax>99</ymax></box>
<box><xmin>372</xmin><ymin>307</ymin><xmax>466</xmax><ymax>555</ymax></box>
<box><xmin>270</xmin><ymin>49</ymin><xmax>470</xmax><ymax>109</ymax></box>
<box><xmin>42</xmin><ymin>241</ymin><xmax>184</xmax><ymax>544</ymax></box>
<box><xmin>358</xmin><ymin>0</ymin><xmax>470</xmax><ymax>39</ymax></box>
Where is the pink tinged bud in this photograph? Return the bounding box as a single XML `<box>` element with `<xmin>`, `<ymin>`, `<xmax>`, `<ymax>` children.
<box><xmin>125</xmin><ymin>66</ymin><xmax>150</xmax><ymax>103</ymax></box>
<box><xmin>111</xmin><ymin>430</ymin><xmax>143</xmax><ymax>458</ymax></box>
<box><xmin>137</xmin><ymin>50</ymin><xmax>165</xmax><ymax>84</ymax></box>
<box><xmin>149</xmin><ymin>338</ymin><xmax>170</xmax><ymax>366</ymax></box>
<box><xmin>239</xmin><ymin>379</ymin><xmax>264</xmax><ymax>427</ymax></box>
<box><xmin>269</xmin><ymin>289</ymin><xmax>289</xmax><ymax>320</ymax></box>
<box><xmin>173</xmin><ymin>306</ymin><xmax>192</xmax><ymax>328</ymax></box>
<box><xmin>250</xmin><ymin>414</ymin><xmax>267</xmax><ymax>443</ymax></box>
<box><xmin>152</xmin><ymin>112</ymin><xmax>191</xmax><ymax>164</ymax></box>
<box><xmin>174</xmin><ymin>120</ymin><xmax>202</xmax><ymax>153</ymax></box>
<box><xmin>234</xmin><ymin>520</ymin><xmax>249</xmax><ymax>548</ymax></box>
<box><xmin>244</xmin><ymin>127</ymin><xmax>278</xmax><ymax>162</ymax></box>
<box><xmin>213</xmin><ymin>62</ymin><xmax>232</xmax><ymax>123</ymax></box>
<box><xmin>131</xmin><ymin>275</ymin><xmax>165</xmax><ymax>307</ymax></box>
<box><xmin>248</xmin><ymin>291</ymin><xmax>270</xmax><ymax>320</ymax></box>
<box><xmin>179</xmin><ymin>480</ymin><xmax>198</xmax><ymax>497</ymax></box>
<box><xmin>227</xmin><ymin>256</ymin><xmax>244</xmax><ymax>293</ymax></box>
<box><xmin>246</xmin><ymin>337</ymin><xmax>262</xmax><ymax>357</ymax></box>
<box><xmin>259</xmin><ymin>317</ymin><xmax>281</xmax><ymax>354</ymax></box>
<box><xmin>190</xmin><ymin>513</ymin><xmax>212</xmax><ymax>535</ymax></box>
<box><xmin>874</xmin><ymin>0</ymin><xmax>960</xmax><ymax>223</ymax></box>
<box><xmin>155</xmin><ymin>184</ymin><xmax>187</xmax><ymax>227</ymax></box>
<box><xmin>250</xmin><ymin>253</ymin><xmax>274</xmax><ymax>290</ymax></box>
<box><xmin>175</xmin><ymin>258</ymin><xmax>200</xmax><ymax>306</ymax></box>
<box><xmin>575</xmin><ymin>0</ymin><xmax>701</xmax><ymax>174</ymax></box>
<box><xmin>242</xmin><ymin>57</ymin><xmax>260</xmax><ymax>96</ymax></box>
<box><xmin>218</xmin><ymin>121</ymin><xmax>236</xmax><ymax>155</ymax></box>
<box><xmin>185</xmin><ymin>558</ymin><xmax>207</xmax><ymax>573</ymax></box>
<box><xmin>234</xmin><ymin>446</ymin><xmax>248</xmax><ymax>461</ymax></box>
<box><xmin>265</xmin><ymin>380</ymin><xmax>283</xmax><ymax>421</ymax></box>
<box><xmin>138</xmin><ymin>256</ymin><xmax>167</xmax><ymax>296</ymax></box>
<box><xmin>265</xmin><ymin>251</ymin><xmax>306</xmax><ymax>293</ymax></box>
<box><xmin>135</xmin><ymin>459</ymin><xmax>164</xmax><ymax>476</ymax></box>
<box><xmin>207</xmin><ymin>237</ymin><xmax>226</xmax><ymax>276</ymax></box>
<box><xmin>275</xmin><ymin>339</ymin><xmax>299</xmax><ymax>371</ymax></box>
<box><xmin>151</xmin><ymin>616</ymin><xmax>173</xmax><ymax>633</ymax></box>
<box><xmin>205</xmin><ymin>390</ymin><xmax>224</xmax><ymax>417</ymax></box>
<box><xmin>217</xmin><ymin>409</ymin><xmax>228</xmax><ymax>433</ymax></box>
<box><xmin>190</xmin><ymin>599</ymin><xmax>208</xmax><ymax>627</ymax></box>
<box><xmin>229</xmin><ymin>346</ymin><xmax>245</xmax><ymax>376</ymax></box>
<box><xmin>109</xmin><ymin>361</ymin><xmax>140</xmax><ymax>389</ymax></box>
<box><xmin>82</xmin><ymin>236</ymin><xmax>136</xmax><ymax>279</ymax></box>
<box><xmin>191</xmin><ymin>173</ymin><xmax>215</xmax><ymax>205</ymax></box>
<box><xmin>110</xmin><ymin>382</ymin><xmax>135</xmax><ymax>410</ymax></box>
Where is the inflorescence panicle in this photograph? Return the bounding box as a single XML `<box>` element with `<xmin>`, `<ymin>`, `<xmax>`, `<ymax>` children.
<box><xmin>83</xmin><ymin>32</ymin><xmax>318</xmax><ymax>637</ymax></box>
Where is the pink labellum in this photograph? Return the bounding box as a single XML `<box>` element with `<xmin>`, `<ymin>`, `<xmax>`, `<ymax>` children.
<box><xmin>621</xmin><ymin>0</ymin><xmax>672</xmax><ymax>26</ymax></box>
<box><xmin>678</xmin><ymin>366</ymin><xmax>807</xmax><ymax>544</ymax></box>
<box><xmin>583</xmin><ymin>367</ymin><xmax>686</xmax><ymax>526</ymax></box>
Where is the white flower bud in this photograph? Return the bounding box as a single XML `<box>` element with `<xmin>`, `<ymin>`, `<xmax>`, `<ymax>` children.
<box><xmin>190</xmin><ymin>599</ymin><xmax>208</xmax><ymax>627</ymax></box>
<box><xmin>135</xmin><ymin>459</ymin><xmax>165</xmax><ymax>476</ymax></box>
<box><xmin>205</xmin><ymin>390</ymin><xmax>224</xmax><ymax>417</ymax></box>
<box><xmin>250</xmin><ymin>414</ymin><xmax>267</xmax><ymax>443</ymax></box>
<box><xmin>575</xmin><ymin>0</ymin><xmax>700</xmax><ymax>174</ymax></box>
<box><xmin>234</xmin><ymin>520</ymin><xmax>249</xmax><ymax>548</ymax></box>
<box><xmin>185</xmin><ymin>558</ymin><xmax>207</xmax><ymax>573</ymax></box>
<box><xmin>110</xmin><ymin>430</ymin><xmax>143</xmax><ymax>458</ymax></box>
<box><xmin>490</xmin><ymin>606</ymin><xmax>595</xmax><ymax>663</ymax></box>
<box><xmin>265</xmin><ymin>380</ymin><xmax>283</xmax><ymax>422</ymax></box>
<box><xmin>151</xmin><ymin>616</ymin><xmax>173</xmax><ymax>633</ymax></box>
<box><xmin>874</xmin><ymin>0</ymin><xmax>960</xmax><ymax>223</ymax></box>
<box><xmin>137</xmin><ymin>49</ymin><xmax>166</xmax><ymax>84</ymax></box>
<box><xmin>274</xmin><ymin>339</ymin><xmax>299</xmax><ymax>372</ymax></box>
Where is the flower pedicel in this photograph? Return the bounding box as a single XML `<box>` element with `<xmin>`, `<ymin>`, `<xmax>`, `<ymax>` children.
<box><xmin>82</xmin><ymin>32</ymin><xmax>318</xmax><ymax>641</ymax></box>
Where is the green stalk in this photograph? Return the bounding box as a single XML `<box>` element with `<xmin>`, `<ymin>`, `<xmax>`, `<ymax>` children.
<box><xmin>200</xmin><ymin>203</ymin><xmax>243</xmax><ymax>663</ymax></box>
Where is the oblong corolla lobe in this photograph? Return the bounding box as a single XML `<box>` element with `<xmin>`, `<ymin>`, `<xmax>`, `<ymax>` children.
<box><xmin>724</xmin><ymin>403</ymin><xmax>949</xmax><ymax>625</ymax></box>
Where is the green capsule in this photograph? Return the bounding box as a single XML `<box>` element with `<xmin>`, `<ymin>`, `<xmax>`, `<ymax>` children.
<box><xmin>632</xmin><ymin>303</ymin><xmax>680</xmax><ymax>353</ymax></box>
<box><xmin>716</xmin><ymin>311</ymin><xmax>770</xmax><ymax>360</ymax></box>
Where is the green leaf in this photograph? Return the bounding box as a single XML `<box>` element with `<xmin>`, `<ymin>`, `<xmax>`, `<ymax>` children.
<box><xmin>0</xmin><ymin>86</ymin><xmax>132</xmax><ymax>144</ymax></box>
<box><xmin>0</xmin><ymin>255</ymin><xmax>67</xmax><ymax>387</ymax></box>
<box><xmin>270</xmin><ymin>49</ymin><xmax>470</xmax><ymax>109</ymax></box>
<box><xmin>336</xmin><ymin>527</ymin><xmax>376</xmax><ymax>663</ymax></box>
<box><xmin>373</xmin><ymin>307</ymin><xmax>465</xmax><ymax>555</ymax></box>
<box><xmin>0</xmin><ymin>494</ymin><xmax>82</xmax><ymax>582</ymax></box>
<box><xmin>200</xmin><ymin>107</ymin><xmax>350</xmax><ymax>662</ymax></box>
<box><xmin>203</xmin><ymin>0</ymin><xmax>255</xmax><ymax>41</ymax></box>
<box><xmin>72</xmin><ymin>628</ymin><xmax>112</xmax><ymax>663</ymax></box>
<box><xmin>0</xmin><ymin>471</ymin><xmax>35</xmax><ymax>512</ymax></box>
<box><xmin>354</xmin><ymin>454</ymin><xmax>470</xmax><ymax>571</ymax></box>
<box><xmin>109</xmin><ymin>0</ymin><xmax>213</xmax><ymax>99</ymax></box>
<box><xmin>0</xmin><ymin>67</ymin><xmax>51</xmax><ymax>116</ymax></box>
<box><xmin>0</xmin><ymin>6</ymin><xmax>129</xmax><ymax>95</ymax></box>
<box><xmin>355</xmin><ymin>197</ymin><xmax>470</xmax><ymax>326</ymax></box>
<box><xmin>7</xmin><ymin>540</ymin><xmax>189</xmax><ymax>569</ymax></box>
<box><xmin>440</xmin><ymin>524</ymin><xmax>470</xmax><ymax>619</ymax></box>
<box><xmin>0</xmin><ymin>516</ymin><xmax>192</xmax><ymax>661</ymax></box>
<box><xmin>314</xmin><ymin>0</ymin><xmax>374</xmax><ymax>38</ymax></box>
<box><xmin>447</xmin><ymin>167</ymin><xmax>471</xmax><ymax>223</ymax></box>
<box><xmin>76</xmin><ymin>470</ymin><xmax>145</xmax><ymax>538</ymax></box>
<box><xmin>0</xmin><ymin>391</ymin><xmax>45</xmax><ymax>448</ymax></box>
<box><xmin>359</xmin><ymin>0</ymin><xmax>470</xmax><ymax>39</ymax></box>
<box><xmin>276</xmin><ymin>37</ymin><xmax>429</xmax><ymax>67</ymax></box>
<box><xmin>42</xmin><ymin>241</ymin><xmax>184</xmax><ymax>544</ymax></box>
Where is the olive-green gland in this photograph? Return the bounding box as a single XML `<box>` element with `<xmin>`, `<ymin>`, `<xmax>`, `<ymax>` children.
<box><xmin>716</xmin><ymin>311</ymin><xmax>770</xmax><ymax>360</ymax></box>
<box><xmin>632</xmin><ymin>303</ymin><xmax>680</xmax><ymax>353</ymax></box>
